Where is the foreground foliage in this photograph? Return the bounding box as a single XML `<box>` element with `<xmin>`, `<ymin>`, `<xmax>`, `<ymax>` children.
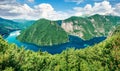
<box><xmin>0</xmin><ymin>31</ymin><xmax>120</xmax><ymax>71</ymax></box>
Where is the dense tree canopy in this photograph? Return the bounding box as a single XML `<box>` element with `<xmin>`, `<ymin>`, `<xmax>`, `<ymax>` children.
<box><xmin>1</xmin><ymin>31</ymin><xmax>120</xmax><ymax>71</ymax></box>
<box><xmin>17</xmin><ymin>19</ymin><xmax>69</xmax><ymax>46</ymax></box>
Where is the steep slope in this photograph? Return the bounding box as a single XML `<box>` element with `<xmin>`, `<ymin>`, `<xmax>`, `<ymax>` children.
<box><xmin>61</xmin><ymin>14</ymin><xmax>120</xmax><ymax>40</ymax></box>
<box><xmin>0</xmin><ymin>17</ymin><xmax>20</xmax><ymax>37</ymax></box>
<box><xmin>1</xmin><ymin>26</ymin><xmax>120</xmax><ymax>71</ymax></box>
<box><xmin>17</xmin><ymin>19</ymin><xmax>69</xmax><ymax>46</ymax></box>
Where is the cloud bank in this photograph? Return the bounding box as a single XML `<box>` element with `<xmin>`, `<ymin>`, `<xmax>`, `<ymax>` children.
<box><xmin>0</xmin><ymin>0</ymin><xmax>120</xmax><ymax>20</ymax></box>
<box><xmin>73</xmin><ymin>1</ymin><xmax>113</xmax><ymax>16</ymax></box>
<box><xmin>0</xmin><ymin>0</ymin><xmax>70</xmax><ymax>20</ymax></box>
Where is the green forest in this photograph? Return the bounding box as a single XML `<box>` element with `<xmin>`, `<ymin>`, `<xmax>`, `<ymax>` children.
<box><xmin>17</xmin><ymin>19</ymin><xmax>69</xmax><ymax>46</ymax></box>
<box><xmin>1</xmin><ymin>27</ymin><xmax>120</xmax><ymax>71</ymax></box>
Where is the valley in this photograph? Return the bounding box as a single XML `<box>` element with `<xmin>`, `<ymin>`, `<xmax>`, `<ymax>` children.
<box><xmin>1</xmin><ymin>25</ymin><xmax>120</xmax><ymax>71</ymax></box>
<box><xmin>1</xmin><ymin>0</ymin><xmax>120</xmax><ymax>71</ymax></box>
<box><xmin>17</xmin><ymin>14</ymin><xmax>120</xmax><ymax>46</ymax></box>
<box><xmin>0</xmin><ymin>17</ymin><xmax>35</xmax><ymax>38</ymax></box>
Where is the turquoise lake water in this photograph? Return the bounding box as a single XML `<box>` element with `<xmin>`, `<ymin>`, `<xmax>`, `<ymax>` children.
<box><xmin>5</xmin><ymin>31</ymin><xmax>106</xmax><ymax>54</ymax></box>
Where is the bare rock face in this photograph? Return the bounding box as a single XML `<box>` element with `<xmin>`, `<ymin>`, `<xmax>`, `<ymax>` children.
<box><xmin>61</xmin><ymin>22</ymin><xmax>73</xmax><ymax>32</ymax></box>
<box><xmin>61</xmin><ymin>14</ymin><xmax>120</xmax><ymax>40</ymax></box>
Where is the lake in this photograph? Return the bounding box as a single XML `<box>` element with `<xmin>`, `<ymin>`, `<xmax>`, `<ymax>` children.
<box><xmin>5</xmin><ymin>31</ymin><xmax>106</xmax><ymax>54</ymax></box>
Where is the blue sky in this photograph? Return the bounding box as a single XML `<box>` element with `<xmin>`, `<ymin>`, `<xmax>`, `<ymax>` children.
<box><xmin>0</xmin><ymin>0</ymin><xmax>120</xmax><ymax>20</ymax></box>
<box><xmin>16</xmin><ymin>0</ymin><xmax>119</xmax><ymax>11</ymax></box>
<box><xmin>17</xmin><ymin>0</ymin><xmax>75</xmax><ymax>11</ymax></box>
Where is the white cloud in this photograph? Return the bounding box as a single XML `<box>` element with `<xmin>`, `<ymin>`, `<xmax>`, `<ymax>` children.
<box><xmin>33</xmin><ymin>3</ymin><xmax>71</xmax><ymax>20</ymax></box>
<box><xmin>0</xmin><ymin>3</ymin><xmax>71</xmax><ymax>20</ymax></box>
<box><xmin>73</xmin><ymin>1</ymin><xmax>114</xmax><ymax>16</ymax></box>
<box><xmin>10</xmin><ymin>4</ymin><xmax>33</xmax><ymax>14</ymax></box>
<box><xmin>113</xmin><ymin>3</ymin><xmax>120</xmax><ymax>16</ymax></box>
<box><xmin>93</xmin><ymin>1</ymin><xmax>113</xmax><ymax>15</ymax></box>
<box><xmin>34</xmin><ymin>3</ymin><xmax>54</xmax><ymax>18</ymax></box>
<box><xmin>28</xmin><ymin>0</ymin><xmax>34</xmax><ymax>2</ymax></box>
<box><xmin>0</xmin><ymin>0</ymin><xmax>16</xmax><ymax>4</ymax></box>
<box><xmin>0</xmin><ymin>1</ymin><xmax>120</xmax><ymax>20</ymax></box>
<box><xmin>73</xmin><ymin>4</ymin><xmax>93</xmax><ymax>16</ymax></box>
<box><xmin>65</xmin><ymin>0</ymin><xmax>84</xmax><ymax>4</ymax></box>
<box><xmin>0</xmin><ymin>3</ymin><xmax>36</xmax><ymax>20</ymax></box>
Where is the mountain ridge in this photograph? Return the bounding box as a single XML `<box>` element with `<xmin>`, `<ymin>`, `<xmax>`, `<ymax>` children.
<box><xmin>17</xmin><ymin>14</ymin><xmax>120</xmax><ymax>46</ymax></box>
<box><xmin>61</xmin><ymin>14</ymin><xmax>120</xmax><ymax>40</ymax></box>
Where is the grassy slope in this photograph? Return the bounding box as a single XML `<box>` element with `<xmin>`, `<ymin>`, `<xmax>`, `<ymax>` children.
<box><xmin>1</xmin><ymin>27</ymin><xmax>120</xmax><ymax>71</ymax></box>
<box><xmin>17</xmin><ymin>19</ymin><xmax>69</xmax><ymax>46</ymax></box>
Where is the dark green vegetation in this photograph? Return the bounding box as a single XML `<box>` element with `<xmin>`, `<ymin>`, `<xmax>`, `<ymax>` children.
<box><xmin>0</xmin><ymin>17</ymin><xmax>20</xmax><ymax>37</ymax></box>
<box><xmin>62</xmin><ymin>14</ymin><xmax>120</xmax><ymax>40</ymax></box>
<box><xmin>17</xmin><ymin>19</ymin><xmax>69</xmax><ymax>46</ymax></box>
<box><xmin>1</xmin><ymin>27</ymin><xmax>120</xmax><ymax>71</ymax></box>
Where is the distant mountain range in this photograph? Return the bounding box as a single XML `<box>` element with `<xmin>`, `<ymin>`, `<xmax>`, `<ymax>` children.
<box><xmin>0</xmin><ymin>17</ymin><xmax>35</xmax><ymax>37</ymax></box>
<box><xmin>0</xmin><ymin>17</ymin><xmax>20</xmax><ymax>37</ymax></box>
<box><xmin>13</xmin><ymin>19</ymin><xmax>35</xmax><ymax>29</ymax></box>
<box><xmin>17</xmin><ymin>14</ymin><xmax>120</xmax><ymax>46</ymax></box>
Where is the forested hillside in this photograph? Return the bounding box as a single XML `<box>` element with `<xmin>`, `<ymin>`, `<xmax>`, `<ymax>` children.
<box><xmin>1</xmin><ymin>27</ymin><xmax>120</xmax><ymax>71</ymax></box>
<box><xmin>17</xmin><ymin>19</ymin><xmax>69</xmax><ymax>46</ymax></box>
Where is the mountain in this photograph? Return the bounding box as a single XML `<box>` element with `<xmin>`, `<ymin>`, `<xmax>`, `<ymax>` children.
<box><xmin>17</xmin><ymin>14</ymin><xmax>120</xmax><ymax>46</ymax></box>
<box><xmin>17</xmin><ymin>19</ymin><xmax>69</xmax><ymax>46</ymax></box>
<box><xmin>13</xmin><ymin>19</ymin><xmax>35</xmax><ymax>29</ymax></box>
<box><xmin>0</xmin><ymin>17</ymin><xmax>20</xmax><ymax>37</ymax></box>
<box><xmin>1</xmin><ymin>26</ymin><xmax>120</xmax><ymax>71</ymax></box>
<box><xmin>61</xmin><ymin>14</ymin><xmax>120</xmax><ymax>40</ymax></box>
